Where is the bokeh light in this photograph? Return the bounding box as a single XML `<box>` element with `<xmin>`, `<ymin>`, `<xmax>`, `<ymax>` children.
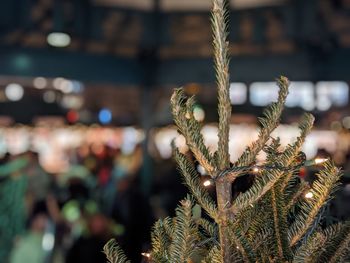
<box><xmin>98</xmin><ymin>108</ymin><xmax>112</xmax><ymax>124</ymax></box>
<box><xmin>47</xmin><ymin>32</ymin><xmax>71</xmax><ymax>47</ymax></box>
<box><xmin>5</xmin><ymin>83</ymin><xmax>24</xmax><ymax>101</ymax></box>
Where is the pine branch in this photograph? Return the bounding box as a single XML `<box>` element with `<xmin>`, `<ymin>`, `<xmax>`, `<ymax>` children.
<box><xmin>227</xmin><ymin>223</ymin><xmax>255</xmax><ymax>263</ymax></box>
<box><xmin>103</xmin><ymin>239</ymin><xmax>130</xmax><ymax>263</ymax></box>
<box><xmin>230</xmin><ymin>113</ymin><xmax>314</xmax><ymax>214</ymax></box>
<box><xmin>173</xmin><ymin>147</ymin><xmax>218</xmax><ymax>219</ymax></box>
<box><xmin>212</xmin><ymin>0</ymin><xmax>231</xmax><ymax>170</ymax></box>
<box><xmin>169</xmin><ymin>197</ymin><xmax>199</xmax><ymax>263</ymax></box>
<box><xmin>318</xmin><ymin>221</ymin><xmax>350</xmax><ymax>263</ymax></box>
<box><xmin>288</xmin><ymin>161</ymin><xmax>342</xmax><ymax>247</ymax></box>
<box><xmin>151</xmin><ymin>219</ymin><xmax>172</xmax><ymax>262</ymax></box>
<box><xmin>234</xmin><ymin>77</ymin><xmax>289</xmax><ymax>169</ymax></box>
<box><xmin>201</xmin><ymin>246</ymin><xmax>224</xmax><ymax>263</ymax></box>
<box><xmin>266</xmin><ymin>139</ymin><xmax>291</xmax><ymax>261</ymax></box>
<box><xmin>197</xmin><ymin>218</ymin><xmax>218</xmax><ymax>237</ymax></box>
<box><xmin>286</xmin><ymin>180</ymin><xmax>310</xmax><ymax>211</ymax></box>
<box><xmin>237</xmin><ymin>205</ymin><xmax>269</xmax><ymax>242</ymax></box>
<box><xmin>250</xmin><ymin>227</ymin><xmax>273</xmax><ymax>255</ymax></box>
<box><xmin>279</xmin><ymin>113</ymin><xmax>315</xmax><ymax>191</ymax></box>
<box><xmin>171</xmin><ymin>89</ymin><xmax>216</xmax><ymax>175</ymax></box>
<box><xmin>270</xmin><ymin>187</ymin><xmax>290</xmax><ymax>261</ymax></box>
<box><xmin>292</xmin><ymin>231</ymin><xmax>326</xmax><ymax>263</ymax></box>
<box><xmin>211</xmin><ymin>4</ymin><xmax>234</xmax><ymax>259</ymax></box>
<box><xmin>162</xmin><ymin>217</ymin><xmax>175</xmax><ymax>238</ymax></box>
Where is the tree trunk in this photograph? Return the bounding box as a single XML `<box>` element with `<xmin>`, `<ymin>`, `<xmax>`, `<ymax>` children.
<box><xmin>216</xmin><ymin>180</ymin><xmax>233</xmax><ymax>263</ymax></box>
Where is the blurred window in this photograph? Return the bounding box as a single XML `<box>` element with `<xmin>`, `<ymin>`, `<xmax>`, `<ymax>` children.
<box><xmin>316</xmin><ymin>81</ymin><xmax>349</xmax><ymax>111</ymax></box>
<box><xmin>250</xmin><ymin>82</ymin><xmax>278</xmax><ymax>106</ymax></box>
<box><xmin>285</xmin><ymin>82</ymin><xmax>314</xmax><ymax>111</ymax></box>
<box><xmin>230</xmin><ymin>83</ymin><xmax>247</xmax><ymax>105</ymax></box>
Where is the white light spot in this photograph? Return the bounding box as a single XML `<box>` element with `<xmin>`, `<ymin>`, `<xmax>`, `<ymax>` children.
<box><xmin>197</xmin><ymin>165</ymin><xmax>207</xmax><ymax>175</ymax></box>
<box><xmin>203</xmin><ymin>180</ymin><xmax>212</xmax><ymax>187</ymax></box>
<box><xmin>5</xmin><ymin>83</ymin><xmax>24</xmax><ymax>101</ymax></box>
<box><xmin>305</xmin><ymin>192</ymin><xmax>313</xmax><ymax>199</ymax></box>
<box><xmin>252</xmin><ymin>167</ymin><xmax>260</xmax><ymax>173</ymax></box>
<box><xmin>47</xmin><ymin>32</ymin><xmax>71</xmax><ymax>47</ymax></box>
<box><xmin>314</xmin><ymin>158</ymin><xmax>328</xmax><ymax>165</ymax></box>
<box><xmin>33</xmin><ymin>77</ymin><xmax>47</xmax><ymax>89</ymax></box>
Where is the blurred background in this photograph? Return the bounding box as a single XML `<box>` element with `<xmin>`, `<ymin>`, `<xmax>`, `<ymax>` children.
<box><xmin>1</xmin><ymin>0</ymin><xmax>350</xmax><ymax>262</ymax></box>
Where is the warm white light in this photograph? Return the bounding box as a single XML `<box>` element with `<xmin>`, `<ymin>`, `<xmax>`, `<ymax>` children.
<box><xmin>5</xmin><ymin>83</ymin><xmax>24</xmax><ymax>101</ymax></box>
<box><xmin>141</xmin><ymin>252</ymin><xmax>151</xmax><ymax>258</ymax></box>
<box><xmin>314</xmin><ymin>158</ymin><xmax>328</xmax><ymax>165</ymax></box>
<box><xmin>47</xmin><ymin>32</ymin><xmax>71</xmax><ymax>47</ymax></box>
<box><xmin>252</xmin><ymin>167</ymin><xmax>260</xmax><ymax>173</ymax></box>
<box><xmin>33</xmin><ymin>77</ymin><xmax>47</xmax><ymax>89</ymax></box>
<box><xmin>203</xmin><ymin>180</ymin><xmax>212</xmax><ymax>187</ymax></box>
<box><xmin>60</xmin><ymin>79</ymin><xmax>74</xmax><ymax>93</ymax></box>
<box><xmin>305</xmin><ymin>192</ymin><xmax>313</xmax><ymax>199</ymax></box>
<box><xmin>53</xmin><ymin>77</ymin><xmax>65</xmax><ymax>89</ymax></box>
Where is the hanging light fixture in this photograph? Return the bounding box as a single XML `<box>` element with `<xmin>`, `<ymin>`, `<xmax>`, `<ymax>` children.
<box><xmin>47</xmin><ymin>32</ymin><xmax>71</xmax><ymax>47</ymax></box>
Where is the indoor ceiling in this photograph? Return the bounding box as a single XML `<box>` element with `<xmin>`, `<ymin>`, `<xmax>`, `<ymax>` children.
<box><xmin>94</xmin><ymin>0</ymin><xmax>285</xmax><ymax>11</ymax></box>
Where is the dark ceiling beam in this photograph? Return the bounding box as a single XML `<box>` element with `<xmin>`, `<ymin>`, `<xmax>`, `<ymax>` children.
<box><xmin>1</xmin><ymin>46</ymin><xmax>350</xmax><ymax>85</ymax></box>
<box><xmin>0</xmin><ymin>47</ymin><xmax>142</xmax><ymax>84</ymax></box>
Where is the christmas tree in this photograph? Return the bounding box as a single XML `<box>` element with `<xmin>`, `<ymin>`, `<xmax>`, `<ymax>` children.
<box><xmin>104</xmin><ymin>0</ymin><xmax>350</xmax><ymax>262</ymax></box>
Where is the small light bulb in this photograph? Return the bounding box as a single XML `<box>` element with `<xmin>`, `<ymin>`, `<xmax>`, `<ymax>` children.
<box><xmin>203</xmin><ymin>180</ymin><xmax>212</xmax><ymax>187</ymax></box>
<box><xmin>314</xmin><ymin>158</ymin><xmax>328</xmax><ymax>165</ymax></box>
<box><xmin>305</xmin><ymin>192</ymin><xmax>313</xmax><ymax>199</ymax></box>
<box><xmin>141</xmin><ymin>252</ymin><xmax>151</xmax><ymax>258</ymax></box>
<box><xmin>252</xmin><ymin>167</ymin><xmax>260</xmax><ymax>173</ymax></box>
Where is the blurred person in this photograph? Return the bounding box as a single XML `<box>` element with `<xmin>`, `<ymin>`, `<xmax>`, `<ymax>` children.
<box><xmin>25</xmin><ymin>151</ymin><xmax>51</xmax><ymax>216</ymax></box>
<box><xmin>111</xmin><ymin>174</ymin><xmax>153</xmax><ymax>263</ymax></box>
<box><xmin>9</xmin><ymin>213</ymin><xmax>48</xmax><ymax>263</ymax></box>
<box><xmin>65</xmin><ymin>213</ymin><xmax>111</xmax><ymax>263</ymax></box>
<box><xmin>96</xmin><ymin>145</ymin><xmax>114</xmax><ymax>186</ymax></box>
<box><xmin>0</xmin><ymin>154</ymin><xmax>29</xmax><ymax>261</ymax></box>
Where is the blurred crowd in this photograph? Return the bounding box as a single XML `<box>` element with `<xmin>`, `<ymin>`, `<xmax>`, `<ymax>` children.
<box><xmin>0</xmin><ymin>143</ymin><xmax>187</xmax><ymax>263</ymax></box>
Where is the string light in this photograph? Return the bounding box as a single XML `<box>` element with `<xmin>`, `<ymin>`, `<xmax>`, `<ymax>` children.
<box><xmin>314</xmin><ymin>158</ymin><xmax>328</xmax><ymax>165</ymax></box>
<box><xmin>141</xmin><ymin>252</ymin><xmax>151</xmax><ymax>258</ymax></box>
<box><xmin>305</xmin><ymin>192</ymin><xmax>313</xmax><ymax>199</ymax></box>
<box><xmin>203</xmin><ymin>180</ymin><xmax>212</xmax><ymax>187</ymax></box>
<box><xmin>252</xmin><ymin>167</ymin><xmax>260</xmax><ymax>173</ymax></box>
<box><xmin>215</xmin><ymin>155</ymin><xmax>330</xmax><ymax>181</ymax></box>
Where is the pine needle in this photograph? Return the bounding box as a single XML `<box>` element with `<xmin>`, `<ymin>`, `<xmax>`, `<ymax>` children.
<box><xmin>103</xmin><ymin>239</ymin><xmax>130</xmax><ymax>263</ymax></box>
